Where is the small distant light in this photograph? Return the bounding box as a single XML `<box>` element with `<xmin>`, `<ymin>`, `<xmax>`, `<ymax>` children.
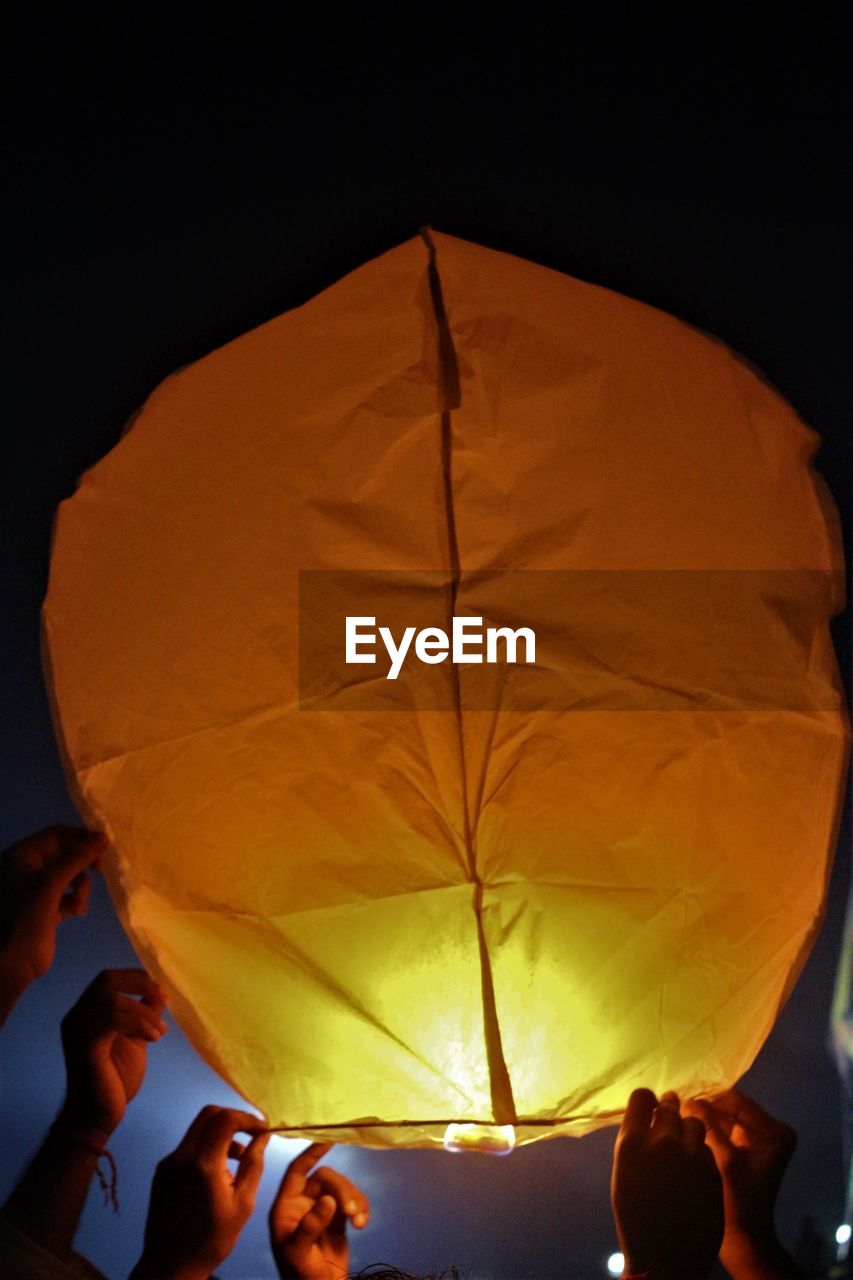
<box><xmin>606</xmin><ymin>1252</ymin><xmax>624</xmax><ymax>1276</ymax></box>
<box><xmin>837</xmin><ymin>1224</ymin><xmax>852</xmax><ymax>1245</ymax></box>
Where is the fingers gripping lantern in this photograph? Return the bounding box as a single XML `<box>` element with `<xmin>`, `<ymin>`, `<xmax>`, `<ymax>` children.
<box><xmin>43</xmin><ymin>231</ymin><xmax>849</xmax><ymax>1148</ymax></box>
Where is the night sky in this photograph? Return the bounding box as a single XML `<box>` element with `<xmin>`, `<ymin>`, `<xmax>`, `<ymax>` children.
<box><xmin>3</xmin><ymin>7</ymin><xmax>851</xmax><ymax>1279</ymax></box>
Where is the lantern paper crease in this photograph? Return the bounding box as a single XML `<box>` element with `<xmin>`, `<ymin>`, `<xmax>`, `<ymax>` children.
<box><xmin>43</xmin><ymin>230</ymin><xmax>849</xmax><ymax>1147</ymax></box>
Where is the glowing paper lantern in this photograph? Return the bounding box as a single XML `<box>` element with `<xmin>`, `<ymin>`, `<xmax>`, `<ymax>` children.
<box><xmin>44</xmin><ymin>231</ymin><xmax>848</xmax><ymax>1149</ymax></box>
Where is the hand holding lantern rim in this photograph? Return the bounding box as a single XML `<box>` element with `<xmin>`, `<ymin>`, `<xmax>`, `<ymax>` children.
<box><xmin>1</xmin><ymin>825</ymin><xmax>106</xmax><ymax>1024</ymax></box>
<box><xmin>683</xmin><ymin>1089</ymin><xmax>803</xmax><ymax>1280</ymax></box>
<box><xmin>131</xmin><ymin>1105</ymin><xmax>271</xmax><ymax>1280</ymax></box>
<box><xmin>611</xmin><ymin>1088</ymin><xmax>724</xmax><ymax>1280</ymax></box>
<box><xmin>3</xmin><ymin>966</ymin><xmax>167</xmax><ymax>1261</ymax></box>
<box><xmin>270</xmin><ymin>1141</ymin><xmax>371</xmax><ymax>1280</ymax></box>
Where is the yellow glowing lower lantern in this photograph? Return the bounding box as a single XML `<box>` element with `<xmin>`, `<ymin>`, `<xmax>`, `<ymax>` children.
<box><xmin>43</xmin><ymin>231</ymin><xmax>849</xmax><ymax>1148</ymax></box>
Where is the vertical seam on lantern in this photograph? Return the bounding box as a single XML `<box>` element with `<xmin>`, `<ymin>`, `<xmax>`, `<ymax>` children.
<box><xmin>419</xmin><ymin>227</ymin><xmax>518</xmax><ymax>1126</ymax></box>
<box><xmin>420</xmin><ymin>228</ymin><xmax>470</xmax><ymax>865</ymax></box>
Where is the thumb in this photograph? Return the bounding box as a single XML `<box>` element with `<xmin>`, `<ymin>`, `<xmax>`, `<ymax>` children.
<box><xmin>685</xmin><ymin>1099</ymin><xmax>733</xmax><ymax>1169</ymax></box>
<box><xmin>42</xmin><ymin>835</ymin><xmax>105</xmax><ymax>911</ymax></box>
<box><xmin>235</xmin><ymin>1130</ymin><xmax>270</xmax><ymax>1199</ymax></box>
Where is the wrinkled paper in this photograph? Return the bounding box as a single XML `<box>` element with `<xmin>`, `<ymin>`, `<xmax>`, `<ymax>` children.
<box><xmin>43</xmin><ymin>231</ymin><xmax>849</xmax><ymax>1147</ymax></box>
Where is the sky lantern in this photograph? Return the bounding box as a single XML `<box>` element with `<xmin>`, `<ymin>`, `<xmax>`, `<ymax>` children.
<box><xmin>43</xmin><ymin>231</ymin><xmax>848</xmax><ymax>1150</ymax></box>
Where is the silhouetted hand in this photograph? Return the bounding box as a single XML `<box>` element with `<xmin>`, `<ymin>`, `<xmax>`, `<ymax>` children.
<box><xmin>130</xmin><ymin>1106</ymin><xmax>270</xmax><ymax>1280</ymax></box>
<box><xmin>684</xmin><ymin>1090</ymin><xmax>804</xmax><ymax>1279</ymax></box>
<box><xmin>612</xmin><ymin>1088</ymin><xmax>723</xmax><ymax>1280</ymax></box>
<box><xmin>2</xmin><ymin>966</ymin><xmax>167</xmax><ymax>1258</ymax></box>
<box><xmin>1</xmin><ymin>826</ymin><xmax>105</xmax><ymax>1022</ymax></box>
<box><xmin>57</xmin><ymin>968</ymin><xmax>168</xmax><ymax>1145</ymax></box>
<box><xmin>270</xmin><ymin>1142</ymin><xmax>370</xmax><ymax>1280</ymax></box>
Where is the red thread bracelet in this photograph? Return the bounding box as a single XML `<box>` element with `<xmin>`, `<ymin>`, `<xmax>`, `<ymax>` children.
<box><xmin>51</xmin><ymin>1126</ymin><xmax>120</xmax><ymax>1214</ymax></box>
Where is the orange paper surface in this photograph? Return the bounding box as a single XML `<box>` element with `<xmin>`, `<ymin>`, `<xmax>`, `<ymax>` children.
<box><xmin>43</xmin><ymin>232</ymin><xmax>849</xmax><ymax>1146</ymax></box>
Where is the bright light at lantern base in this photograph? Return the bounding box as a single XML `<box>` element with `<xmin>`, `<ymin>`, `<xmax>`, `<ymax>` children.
<box><xmin>837</xmin><ymin>1224</ymin><xmax>852</xmax><ymax>1245</ymax></box>
<box><xmin>443</xmin><ymin>1123</ymin><xmax>516</xmax><ymax>1154</ymax></box>
<box><xmin>606</xmin><ymin>1252</ymin><xmax>624</xmax><ymax>1275</ymax></box>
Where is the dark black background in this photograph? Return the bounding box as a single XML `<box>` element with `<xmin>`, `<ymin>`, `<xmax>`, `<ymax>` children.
<box><xmin>3</xmin><ymin>6</ymin><xmax>851</xmax><ymax>1277</ymax></box>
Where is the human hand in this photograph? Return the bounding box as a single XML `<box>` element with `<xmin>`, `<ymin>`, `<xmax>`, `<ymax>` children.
<box><xmin>56</xmin><ymin>968</ymin><xmax>167</xmax><ymax>1145</ymax></box>
<box><xmin>131</xmin><ymin>1106</ymin><xmax>270</xmax><ymax>1280</ymax></box>
<box><xmin>270</xmin><ymin>1141</ymin><xmax>370</xmax><ymax>1280</ymax></box>
<box><xmin>2</xmin><ymin>966</ymin><xmax>165</xmax><ymax>1257</ymax></box>
<box><xmin>0</xmin><ymin>826</ymin><xmax>105</xmax><ymax>1019</ymax></box>
<box><xmin>611</xmin><ymin>1088</ymin><xmax>723</xmax><ymax>1280</ymax></box>
<box><xmin>684</xmin><ymin>1090</ymin><xmax>803</xmax><ymax>1279</ymax></box>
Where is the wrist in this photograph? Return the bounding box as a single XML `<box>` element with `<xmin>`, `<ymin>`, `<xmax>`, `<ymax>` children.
<box><xmin>54</xmin><ymin>1103</ymin><xmax>117</xmax><ymax>1149</ymax></box>
<box><xmin>621</xmin><ymin>1268</ymin><xmax>697</xmax><ymax>1280</ymax></box>
<box><xmin>0</xmin><ymin>951</ymin><xmax>31</xmax><ymax>1016</ymax></box>
<box><xmin>721</xmin><ymin>1229</ymin><xmax>804</xmax><ymax>1280</ymax></box>
<box><xmin>130</xmin><ymin>1255</ymin><xmax>210</xmax><ymax>1280</ymax></box>
<box><xmin>45</xmin><ymin>1125</ymin><xmax>104</xmax><ymax>1164</ymax></box>
<box><xmin>622</xmin><ymin>1264</ymin><xmax>701</xmax><ymax>1274</ymax></box>
<box><xmin>622</xmin><ymin>1265</ymin><xmax>713</xmax><ymax>1280</ymax></box>
<box><xmin>622</xmin><ymin>1272</ymin><xmax>688</xmax><ymax>1280</ymax></box>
